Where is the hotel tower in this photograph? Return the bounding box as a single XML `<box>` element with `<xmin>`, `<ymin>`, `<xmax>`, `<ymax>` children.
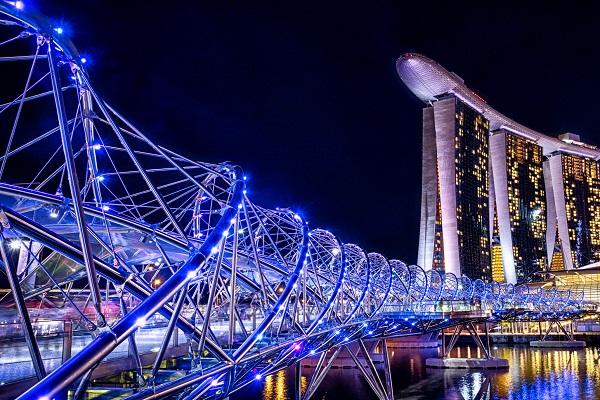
<box><xmin>398</xmin><ymin>53</ymin><xmax>600</xmax><ymax>283</ymax></box>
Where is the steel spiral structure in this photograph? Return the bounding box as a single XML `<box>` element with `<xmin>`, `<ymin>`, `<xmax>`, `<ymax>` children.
<box><xmin>0</xmin><ymin>3</ymin><xmax>592</xmax><ymax>400</ymax></box>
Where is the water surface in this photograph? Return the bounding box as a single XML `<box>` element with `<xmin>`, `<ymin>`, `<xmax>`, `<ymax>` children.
<box><xmin>231</xmin><ymin>344</ymin><xmax>600</xmax><ymax>400</ymax></box>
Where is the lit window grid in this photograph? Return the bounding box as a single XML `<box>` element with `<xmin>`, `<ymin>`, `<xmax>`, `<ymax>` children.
<box><xmin>504</xmin><ymin>133</ymin><xmax>547</xmax><ymax>280</ymax></box>
<box><xmin>561</xmin><ymin>154</ymin><xmax>600</xmax><ymax>268</ymax></box>
<box><xmin>433</xmin><ymin>160</ymin><xmax>444</xmax><ymax>272</ymax></box>
<box><xmin>453</xmin><ymin>101</ymin><xmax>491</xmax><ymax>281</ymax></box>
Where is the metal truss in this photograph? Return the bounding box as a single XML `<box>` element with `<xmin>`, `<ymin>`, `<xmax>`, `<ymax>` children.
<box><xmin>300</xmin><ymin>339</ymin><xmax>394</xmax><ymax>400</ymax></box>
<box><xmin>0</xmin><ymin>3</ymin><xmax>594</xmax><ymax>400</ymax></box>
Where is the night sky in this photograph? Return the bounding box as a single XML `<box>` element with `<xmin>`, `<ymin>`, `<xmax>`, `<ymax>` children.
<box><xmin>40</xmin><ymin>1</ymin><xmax>600</xmax><ymax>263</ymax></box>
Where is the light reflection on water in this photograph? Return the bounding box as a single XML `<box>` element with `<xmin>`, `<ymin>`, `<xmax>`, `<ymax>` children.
<box><xmin>230</xmin><ymin>345</ymin><xmax>600</xmax><ymax>400</ymax></box>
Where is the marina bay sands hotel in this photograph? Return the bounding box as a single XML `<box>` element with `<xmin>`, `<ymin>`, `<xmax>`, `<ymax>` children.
<box><xmin>398</xmin><ymin>53</ymin><xmax>600</xmax><ymax>284</ymax></box>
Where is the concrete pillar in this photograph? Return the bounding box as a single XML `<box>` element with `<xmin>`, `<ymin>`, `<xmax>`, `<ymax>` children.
<box><xmin>62</xmin><ymin>320</ymin><xmax>73</xmax><ymax>363</ymax></box>
<box><xmin>548</xmin><ymin>155</ymin><xmax>574</xmax><ymax>269</ymax></box>
<box><xmin>173</xmin><ymin>327</ymin><xmax>179</xmax><ymax>347</ymax></box>
<box><xmin>490</xmin><ymin>131</ymin><xmax>517</xmax><ymax>284</ymax></box>
<box><xmin>418</xmin><ymin>106</ymin><xmax>438</xmax><ymax>270</ymax></box>
<box><xmin>543</xmin><ymin>160</ymin><xmax>558</xmax><ymax>267</ymax></box>
<box><xmin>433</xmin><ymin>98</ymin><xmax>461</xmax><ymax>276</ymax></box>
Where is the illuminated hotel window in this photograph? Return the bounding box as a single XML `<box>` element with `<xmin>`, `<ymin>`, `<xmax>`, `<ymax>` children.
<box><xmin>559</xmin><ymin>154</ymin><xmax>600</xmax><ymax>268</ymax></box>
<box><xmin>503</xmin><ymin>132</ymin><xmax>547</xmax><ymax>281</ymax></box>
<box><xmin>433</xmin><ymin>160</ymin><xmax>444</xmax><ymax>272</ymax></box>
<box><xmin>452</xmin><ymin>98</ymin><xmax>491</xmax><ymax>280</ymax></box>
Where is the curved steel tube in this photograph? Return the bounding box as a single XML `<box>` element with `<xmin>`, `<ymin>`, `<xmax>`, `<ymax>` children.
<box><xmin>0</xmin><ymin>5</ymin><xmax>591</xmax><ymax>400</ymax></box>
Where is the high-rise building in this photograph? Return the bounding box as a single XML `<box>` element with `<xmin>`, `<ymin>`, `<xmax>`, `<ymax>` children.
<box><xmin>546</xmin><ymin>150</ymin><xmax>600</xmax><ymax>269</ymax></box>
<box><xmin>397</xmin><ymin>53</ymin><xmax>600</xmax><ymax>283</ymax></box>
<box><xmin>419</xmin><ymin>96</ymin><xmax>491</xmax><ymax>281</ymax></box>
<box><xmin>490</xmin><ymin>130</ymin><xmax>547</xmax><ymax>283</ymax></box>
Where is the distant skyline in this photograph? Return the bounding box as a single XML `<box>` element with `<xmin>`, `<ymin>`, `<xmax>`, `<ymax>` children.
<box><xmin>42</xmin><ymin>1</ymin><xmax>600</xmax><ymax>262</ymax></box>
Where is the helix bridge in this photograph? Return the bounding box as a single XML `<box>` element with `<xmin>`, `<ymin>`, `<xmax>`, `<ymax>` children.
<box><xmin>0</xmin><ymin>3</ymin><xmax>594</xmax><ymax>400</ymax></box>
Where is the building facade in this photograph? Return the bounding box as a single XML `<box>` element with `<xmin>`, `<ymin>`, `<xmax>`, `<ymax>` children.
<box><xmin>398</xmin><ymin>53</ymin><xmax>600</xmax><ymax>283</ymax></box>
<box><xmin>418</xmin><ymin>96</ymin><xmax>491</xmax><ymax>280</ymax></box>
<box><xmin>546</xmin><ymin>150</ymin><xmax>600</xmax><ymax>270</ymax></box>
<box><xmin>490</xmin><ymin>130</ymin><xmax>547</xmax><ymax>283</ymax></box>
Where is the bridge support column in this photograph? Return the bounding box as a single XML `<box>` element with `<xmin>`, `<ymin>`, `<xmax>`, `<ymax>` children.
<box><xmin>294</xmin><ymin>360</ymin><xmax>302</xmax><ymax>400</ymax></box>
<box><xmin>62</xmin><ymin>320</ymin><xmax>73</xmax><ymax>363</ymax></box>
<box><xmin>300</xmin><ymin>339</ymin><xmax>394</xmax><ymax>400</ymax></box>
<box><xmin>381</xmin><ymin>339</ymin><xmax>394</xmax><ymax>399</ymax></box>
<box><xmin>530</xmin><ymin>320</ymin><xmax>586</xmax><ymax>348</ymax></box>
<box><xmin>426</xmin><ymin>321</ymin><xmax>508</xmax><ymax>369</ymax></box>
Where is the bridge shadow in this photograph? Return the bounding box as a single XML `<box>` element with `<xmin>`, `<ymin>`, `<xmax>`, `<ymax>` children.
<box><xmin>389</xmin><ymin>345</ymin><xmax>496</xmax><ymax>400</ymax></box>
<box><xmin>402</xmin><ymin>369</ymin><xmax>494</xmax><ymax>400</ymax></box>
